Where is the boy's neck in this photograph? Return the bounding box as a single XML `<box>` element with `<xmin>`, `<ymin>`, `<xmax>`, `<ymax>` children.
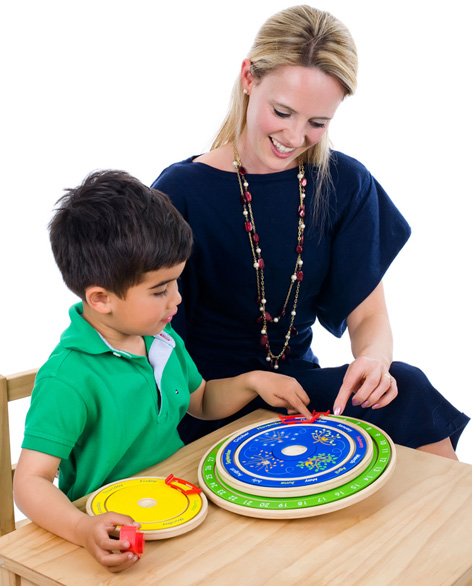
<box><xmin>81</xmin><ymin>303</ymin><xmax>147</xmax><ymax>357</ymax></box>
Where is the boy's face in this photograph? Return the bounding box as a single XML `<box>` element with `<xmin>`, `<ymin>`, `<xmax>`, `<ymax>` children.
<box><xmin>108</xmin><ymin>262</ymin><xmax>185</xmax><ymax>337</ymax></box>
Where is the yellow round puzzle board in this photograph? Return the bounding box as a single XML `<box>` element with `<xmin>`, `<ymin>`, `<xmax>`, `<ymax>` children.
<box><xmin>86</xmin><ymin>476</ymin><xmax>208</xmax><ymax>540</ymax></box>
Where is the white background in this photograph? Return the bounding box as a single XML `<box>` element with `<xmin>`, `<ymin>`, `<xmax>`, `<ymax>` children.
<box><xmin>2</xmin><ymin>0</ymin><xmax>471</xmax><ymax>476</ymax></box>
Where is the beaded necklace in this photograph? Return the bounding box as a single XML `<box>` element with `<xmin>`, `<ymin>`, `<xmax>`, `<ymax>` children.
<box><xmin>232</xmin><ymin>142</ymin><xmax>306</xmax><ymax>369</ymax></box>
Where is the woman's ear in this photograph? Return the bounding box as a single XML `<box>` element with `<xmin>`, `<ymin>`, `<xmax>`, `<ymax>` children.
<box><xmin>85</xmin><ymin>286</ymin><xmax>113</xmax><ymax>314</ymax></box>
<box><xmin>240</xmin><ymin>58</ymin><xmax>254</xmax><ymax>95</ymax></box>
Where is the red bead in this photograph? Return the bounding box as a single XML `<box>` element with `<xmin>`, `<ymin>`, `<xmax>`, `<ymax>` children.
<box><xmin>265</xmin><ymin>312</ymin><xmax>272</xmax><ymax>322</ymax></box>
<box><xmin>298</xmin><ymin>205</ymin><xmax>305</xmax><ymax>217</ymax></box>
<box><xmin>284</xmin><ymin>346</ymin><xmax>291</xmax><ymax>356</ymax></box>
<box><xmin>244</xmin><ymin>222</ymin><xmax>252</xmax><ymax>232</ymax></box>
<box><xmin>239</xmin><ymin>166</ymin><xmax>247</xmax><ymax>176</ymax></box>
<box><xmin>258</xmin><ymin>258</ymin><xmax>265</xmax><ymax>269</ymax></box>
<box><xmin>260</xmin><ymin>335</ymin><xmax>268</xmax><ymax>346</ymax></box>
<box><xmin>256</xmin><ymin>296</ymin><xmax>262</xmax><ymax>304</ymax></box>
<box><xmin>240</xmin><ymin>191</ymin><xmax>252</xmax><ymax>205</ymax></box>
<box><xmin>296</xmin><ymin>271</ymin><xmax>303</xmax><ymax>281</ymax></box>
<box><xmin>291</xmin><ymin>326</ymin><xmax>298</xmax><ymax>335</ymax></box>
<box><xmin>253</xmin><ymin>233</ymin><xmax>259</xmax><ymax>243</ymax></box>
<box><xmin>296</xmin><ymin>245</ymin><xmax>303</xmax><ymax>254</ymax></box>
<box><xmin>301</xmin><ymin>177</ymin><xmax>307</xmax><ymax>187</ymax></box>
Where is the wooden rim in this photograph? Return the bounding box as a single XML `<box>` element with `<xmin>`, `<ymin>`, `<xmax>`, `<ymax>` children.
<box><xmin>198</xmin><ymin>416</ymin><xmax>396</xmax><ymax>519</ymax></box>
<box><xmin>86</xmin><ymin>476</ymin><xmax>208</xmax><ymax>540</ymax></box>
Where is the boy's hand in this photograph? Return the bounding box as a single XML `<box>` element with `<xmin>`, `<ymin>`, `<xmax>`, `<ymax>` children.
<box><xmin>75</xmin><ymin>512</ymin><xmax>141</xmax><ymax>572</ymax></box>
<box><xmin>249</xmin><ymin>371</ymin><xmax>312</xmax><ymax>420</ymax></box>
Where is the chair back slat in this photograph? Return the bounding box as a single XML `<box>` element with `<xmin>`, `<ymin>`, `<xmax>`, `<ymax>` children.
<box><xmin>7</xmin><ymin>369</ymin><xmax>37</xmax><ymax>402</ymax></box>
<box><xmin>0</xmin><ymin>369</ymin><xmax>37</xmax><ymax>536</ymax></box>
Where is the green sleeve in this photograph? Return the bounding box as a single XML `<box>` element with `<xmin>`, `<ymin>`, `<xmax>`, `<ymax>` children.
<box><xmin>22</xmin><ymin>375</ymin><xmax>88</xmax><ymax>459</ymax></box>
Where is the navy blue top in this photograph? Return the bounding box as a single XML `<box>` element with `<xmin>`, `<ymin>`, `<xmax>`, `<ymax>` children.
<box><xmin>152</xmin><ymin>151</ymin><xmax>411</xmax><ymax>381</ymax></box>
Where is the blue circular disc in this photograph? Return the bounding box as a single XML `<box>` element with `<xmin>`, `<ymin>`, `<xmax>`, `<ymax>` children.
<box><xmin>220</xmin><ymin>418</ymin><xmax>370</xmax><ymax>490</ymax></box>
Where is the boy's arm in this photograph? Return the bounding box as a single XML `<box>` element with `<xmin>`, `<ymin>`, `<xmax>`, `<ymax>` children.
<box><xmin>187</xmin><ymin>371</ymin><xmax>312</xmax><ymax>421</ymax></box>
<box><xmin>14</xmin><ymin>449</ymin><xmax>140</xmax><ymax>572</ymax></box>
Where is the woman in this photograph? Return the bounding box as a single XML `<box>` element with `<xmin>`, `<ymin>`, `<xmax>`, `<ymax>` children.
<box><xmin>152</xmin><ymin>5</ymin><xmax>469</xmax><ymax>458</ymax></box>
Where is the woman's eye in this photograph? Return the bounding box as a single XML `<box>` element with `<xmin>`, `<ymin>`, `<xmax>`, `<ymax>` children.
<box><xmin>273</xmin><ymin>108</ymin><xmax>290</xmax><ymax>119</ymax></box>
<box><xmin>310</xmin><ymin>120</ymin><xmax>326</xmax><ymax>129</ymax></box>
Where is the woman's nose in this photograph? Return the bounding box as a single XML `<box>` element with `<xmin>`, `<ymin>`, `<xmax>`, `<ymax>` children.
<box><xmin>284</xmin><ymin>122</ymin><xmax>305</xmax><ymax>148</ymax></box>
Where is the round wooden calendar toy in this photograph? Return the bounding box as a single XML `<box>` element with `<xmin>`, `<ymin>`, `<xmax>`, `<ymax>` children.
<box><xmin>217</xmin><ymin>417</ymin><xmax>373</xmax><ymax>497</ymax></box>
<box><xmin>198</xmin><ymin>415</ymin><xmax>396</xmax><ymax>519</ymax></box>
<box><xmin>86</xmin><ymin>475</ymin><xmax>208</xmax><ymax>539</ymax></box>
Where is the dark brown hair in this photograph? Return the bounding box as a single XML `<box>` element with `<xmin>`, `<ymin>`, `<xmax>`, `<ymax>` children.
<box><xmin>49</xmin><ymin>170</ymin><xmax>193</xmax><ymax>298</ymax></box>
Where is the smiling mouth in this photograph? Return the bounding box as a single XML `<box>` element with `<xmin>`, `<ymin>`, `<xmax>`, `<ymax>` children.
<box><xmin>270</xmin><ymin>137</ymin><xmax>296</xmax><ymax>154</ymax></box>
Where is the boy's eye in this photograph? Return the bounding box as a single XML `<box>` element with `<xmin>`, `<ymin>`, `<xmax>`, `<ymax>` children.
<box><xmin>154</xmin><ymin>289</ymin><xmax>168</xmax><ymax>297</ymax></box>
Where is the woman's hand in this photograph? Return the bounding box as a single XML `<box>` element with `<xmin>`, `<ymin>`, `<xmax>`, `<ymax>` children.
<box><xmin>334</xmin><ymin>282</ymin><xmax>397</xmax><ymax>415</ymax></box>
<box><xmin>333</xmin><ymin>355</ymin><xmax>397</xmax><ymax>415</ymax></box>
<box><xmin>75</xmin><ymin>513</ymin><xmax>141</xmax><ymax>573</ymax></box>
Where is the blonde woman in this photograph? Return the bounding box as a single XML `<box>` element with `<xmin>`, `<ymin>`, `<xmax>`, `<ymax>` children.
<box><xmin>152</xmin><ymin>5</ymin><xmax>469</xmax><ymax>458</ymax></box>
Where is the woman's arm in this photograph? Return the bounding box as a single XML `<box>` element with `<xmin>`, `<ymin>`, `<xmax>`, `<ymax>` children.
<box><xmin>14</xmin><ymin>449</ymin><xmax>140</xmax><ymax>572</ymax></box>
<box><xmin>333</xmin><ymin>282</ymin><xmax>398</xmax><ymax>414</ymax></box>
<box><xmin>188</xmin><ymin>370</ymin><xmax>312</xmax><ymax>420</ymax></box>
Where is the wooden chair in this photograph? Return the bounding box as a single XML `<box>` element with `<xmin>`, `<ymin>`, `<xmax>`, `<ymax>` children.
<box><xmin>0</xmin><ymin>369</ymin><xmax>37</xmax><ymax>536</ymax></box>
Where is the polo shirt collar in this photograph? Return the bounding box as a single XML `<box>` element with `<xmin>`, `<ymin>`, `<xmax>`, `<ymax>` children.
<box><xmin>61</xmin><ymin>302</ymin><xmax>118</xmax><ymax>356</ymax></box>
<box><xmin>60</xmin><ymin>302</ymin><xmax>157</xmax><ymax>358</ymax></box>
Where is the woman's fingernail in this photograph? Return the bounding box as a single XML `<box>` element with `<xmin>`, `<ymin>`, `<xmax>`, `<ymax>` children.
<box><xmin>361</xmin><ymin>401</ymin><xmax>369</xmax><ymax>408</ymax></box>
<box><xmin>352</xmin><ymin>398</ymin><xmax>359</xmax><ymax>406</ymax></box>
<box><xmin>334</xmin><ymin>406</ymin><xmax>341</xmax><ymax>415</ymax></box>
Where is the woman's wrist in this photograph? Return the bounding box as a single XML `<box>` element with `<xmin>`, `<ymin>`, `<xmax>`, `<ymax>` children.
<box><xmin>354</xmin><ymin>354</ymin><xmax>392</xmax><ymax>372</ymax></box>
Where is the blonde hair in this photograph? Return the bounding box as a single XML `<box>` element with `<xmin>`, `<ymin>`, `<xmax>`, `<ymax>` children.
<box><xmin>212</xmin><ymin>5</ymin><xmax>358</xmax><ymax>224</ymax></box>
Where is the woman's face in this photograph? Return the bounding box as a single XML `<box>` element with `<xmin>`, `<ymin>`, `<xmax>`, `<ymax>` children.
<box><xmin>239</xmin><ymin>62</ymin><xmax>345</xmax><ymax>174</ymax></box>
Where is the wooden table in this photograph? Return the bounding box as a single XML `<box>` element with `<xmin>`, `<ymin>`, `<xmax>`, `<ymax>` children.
<box><xmin>1</xmin><ymin>409</ymin><xmax>472</xmax><ymax>586</ymax></box>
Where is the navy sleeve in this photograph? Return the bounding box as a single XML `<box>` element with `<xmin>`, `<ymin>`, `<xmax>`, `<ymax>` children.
<box><xmin>315</xmin><ymin>166</ymin><xmax>411</xmax><ymax>338</ymax></box>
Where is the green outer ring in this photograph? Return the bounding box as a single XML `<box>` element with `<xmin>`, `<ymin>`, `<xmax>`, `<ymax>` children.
<box><xmin>199</xmin><ymin>416</ymin><xmax>392</xmax><ymax>511</ymax></box>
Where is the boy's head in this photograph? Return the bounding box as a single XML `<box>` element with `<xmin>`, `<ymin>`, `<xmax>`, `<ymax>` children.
<box><xmin>49</xmin><ymin>170</ymin><xmax>193</xmax><ymax>299</ymax></box>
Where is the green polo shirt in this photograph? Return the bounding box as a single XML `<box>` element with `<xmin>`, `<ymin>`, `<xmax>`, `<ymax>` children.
<box><xmin>22</xmin><ymin>303</ymin><xmax>202</xmax><ymax>501</ymax></box>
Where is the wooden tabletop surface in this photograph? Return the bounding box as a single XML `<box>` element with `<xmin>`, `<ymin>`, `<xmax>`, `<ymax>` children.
<box><xmin>1</xmin><ymin>409</ymin><xmax>472</xmax><ymax>586</ymax></box>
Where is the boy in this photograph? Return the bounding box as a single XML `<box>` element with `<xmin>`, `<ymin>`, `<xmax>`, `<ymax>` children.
<box><xmin>13</xmin><ymin>170</ymin><xmax>311</xmax><ymax>572</ymax></box>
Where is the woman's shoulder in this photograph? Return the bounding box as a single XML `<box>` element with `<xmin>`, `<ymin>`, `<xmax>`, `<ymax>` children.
<box><xmin>193</xmin><ymin>144</ymin><xmax>235</xmax><ymax>171</ymax></box>
<box><xmin>152</xmin><ymin>150</ymin><xmax>235</xmax><ymax>191</ymax></box>
<box><xmin>328</xmin><ymin>150</ymin><xmax>371</xmax><ymax>184</ymax></box>
<box><xmin>322</xmin><ymin>150</ymin><xmax>381</xmax><ymax>210</ymax></box>
<box><xmin>152</xmin><ymin>156</ymin><xmax>199</xmax><ymax>185</ymax></box>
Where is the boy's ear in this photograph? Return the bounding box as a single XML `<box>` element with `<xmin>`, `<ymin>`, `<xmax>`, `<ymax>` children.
<box><xmin>85</xmin><ymin>286</ymin><xmax>113</xmax><ymax>314</ymax></box>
